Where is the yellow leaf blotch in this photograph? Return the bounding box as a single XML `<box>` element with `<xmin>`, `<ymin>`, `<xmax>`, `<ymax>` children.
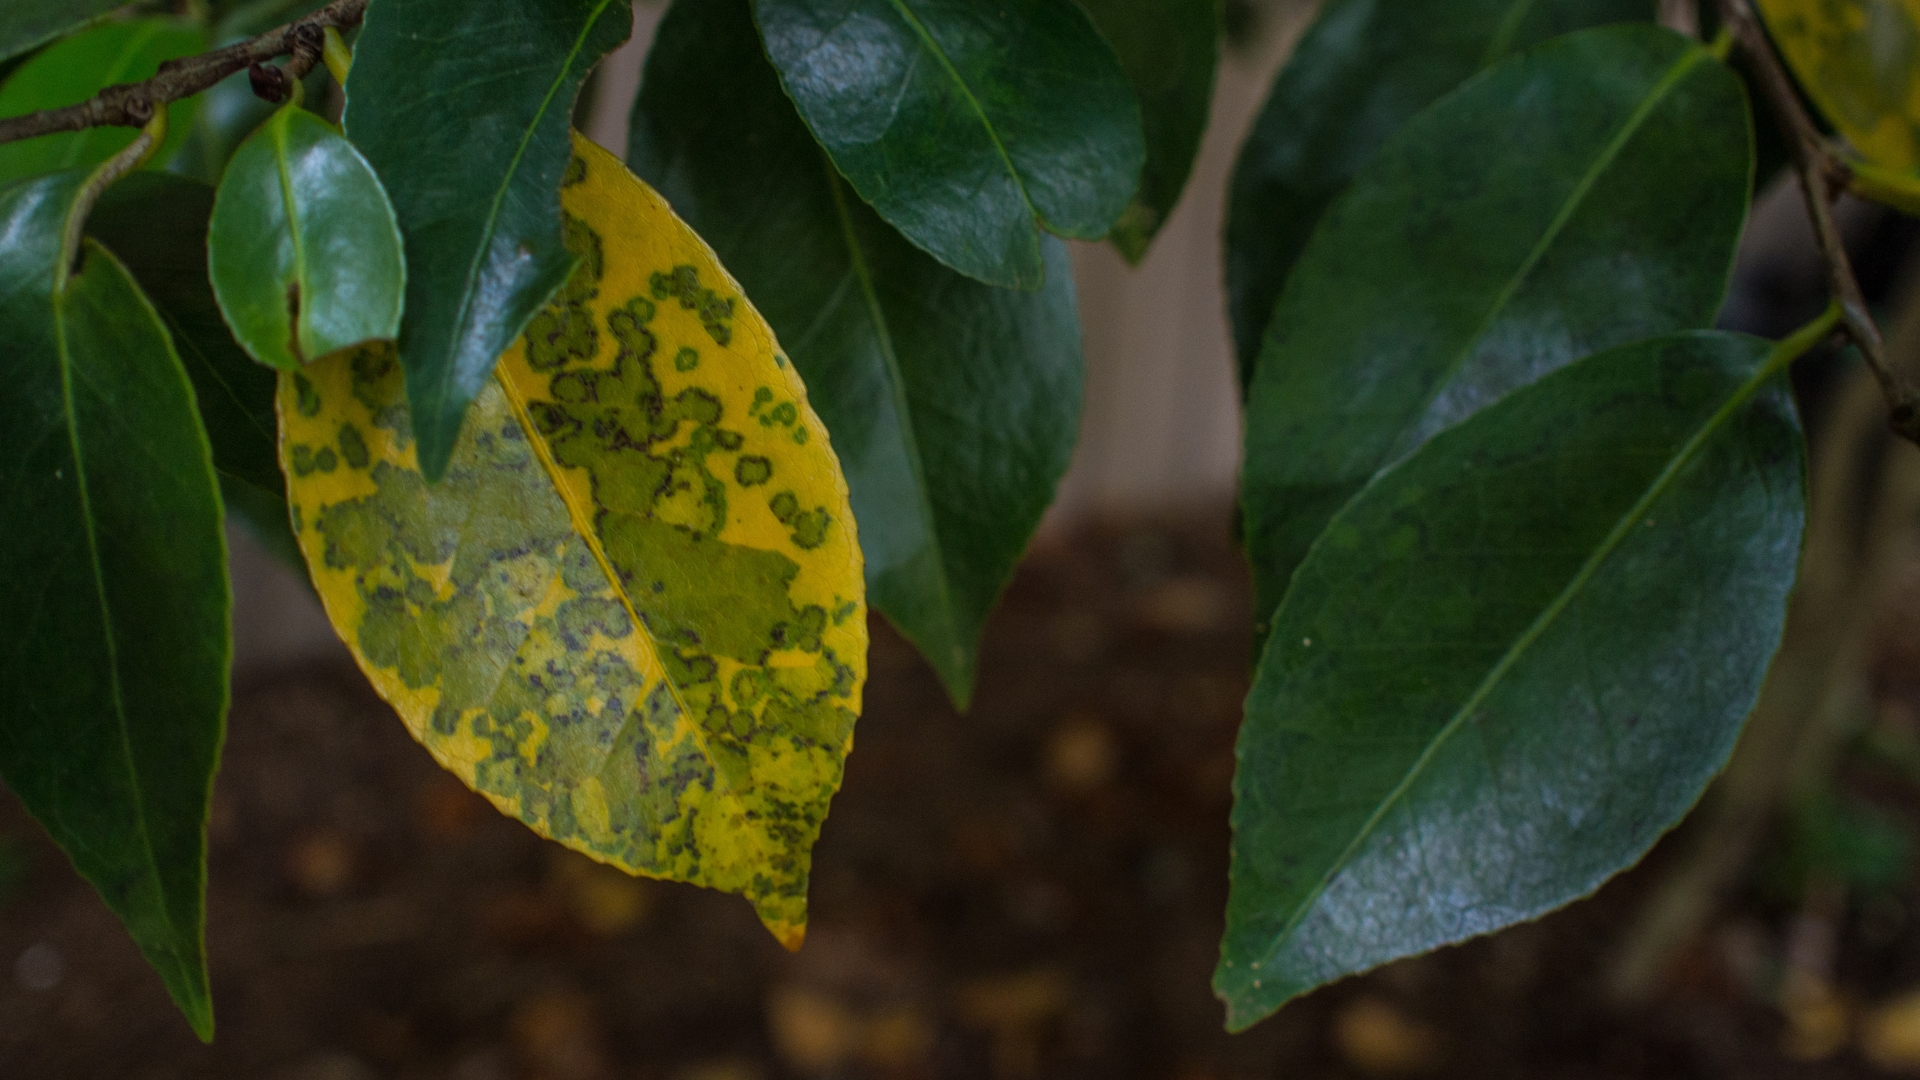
<box><xmin>278</xmin><ymin>134</ymin><xmax>866</xmax><ymax>947</ymax></box>
<box><xmin>1756</xmin><ymin>0</ymin><xmax>1920</xmax><ymax>172</ymax></box>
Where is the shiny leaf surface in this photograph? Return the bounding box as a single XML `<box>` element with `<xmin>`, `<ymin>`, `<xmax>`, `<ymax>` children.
<box><xmin>0</xmin><ymin>0</ymin><xmax>124</xmax><ymax>64</ymax></box>
<box><xmin>1221</xmin><ymin>331</ymin><xmax>1806</xmax><ymax>1029</ymax></box>
<box><xmin>1241</xmin><ymin>26</ymin><xmax>1752</xmax><ymax>647</ymax></box>
<box><xmin>282</xmin><ymin>137</ymin><xmax>865</xmax><ymax>943</ymax></box>
<box><xmin>1757</xmin><ymin>0</ymin><xmax>1920</xmax><ymax>173</ymax></box>
<box><xmin>0</xmin><ymin>17</ymin><xmax>205</xmax><ymax>185</ymax></box>
<box><xmin>87</xmin><ymin>171</ymin><xmax>296</xmax><ymax>558</ymax></box>
<box><xmin>343</xmin><ymin>0</ymin><xmax>632</xmax><ymax>481</ymax></box>
<box><xmin>1224</xmin><ymin>0</ymin><xmax>1653</xmax><ymax>381</ymax></box>
<box><xmin>1077</xmin><ymin>0</ymin><xmax>1219</xmax><ymax>262</ymax></box>
<box><xmin>210</xmin><ymin>103</ymin><xmax>404</xmax><ymax>371</ymax></box>
<box><xmin>631</xmin><ymin>0</ymin><xmax>1079</xmax><ymax>708</ymax></box>
<box><xmin>0</xmin><ymin>173</ymin><xmax>229</xmax><ymax>1041</ymax></box>
<box><xmin>755</xmin><ymin>0</ymin><xmax>1144</xmax><ymax>289</ymax></box>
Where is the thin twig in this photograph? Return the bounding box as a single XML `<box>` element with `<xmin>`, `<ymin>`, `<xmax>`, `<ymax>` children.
<box><xmin>0</xmin><ymin>0</ymin><xmax>367</xmax><ymax>146</ymax></box>
<box><xmin>1717</xmin><ymin>0</ymin><xmax>1920</xmax><ymax>445</ymax></box>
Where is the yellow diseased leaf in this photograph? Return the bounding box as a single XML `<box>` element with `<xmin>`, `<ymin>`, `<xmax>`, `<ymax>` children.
<box><xmin>278</xmin><ymin>134</ymin><xmax>866</xmax><ymax>947</ymax></box>
<box><xmin>1756</xmin><ymin>0</ymin><xmax>1920</xmax><ymax>172</ymax></box>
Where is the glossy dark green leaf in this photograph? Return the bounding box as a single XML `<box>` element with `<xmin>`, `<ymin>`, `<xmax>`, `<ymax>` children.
<box><xmin>632</xmin><ymin>0</ymin><xmax>1082</xmax><ymax>707</ymax></box>
<box><xmin>86</xmin><ymin>171</ymin><xmax>297</xmax><ymax>559</ymax></box>
<box><xmin>754</xmin><ymin>0</ymin><xmax>1144</xmax><ymax>289</ymax></box>
<box><xmin>0</xmin><ymin>0</ymin><xmax>124</xmax><ymax>64</ymax></box>
<box><xmin>0</xmin><ymin>172</ymin><xmax>230</xmax><ymax>1041</ymax></box>
<box><xmin>343</xmin><ymin>0</ymin><xmax>632</xmax><ymax>480</ymax></box>
<box><xmin>1224</xmin><ymin>0</ymin><xmax>1653</xmax><ymax>382</ymax></box>
<box><xmin>1221</xmin><ymin>330</ymin><xmax>1807</xmax><ymax>1029</ymax></box>
<box><xmin>0</xmin><ymin>17</ymin><xmax>206</xmax><ymax>185</ymax></box>
<box><xmin>210</xmin><ymin>104</ymin><xmax>404</xmax><ymax>370</ymax></box>
<box><xmin>1241</xmin><ymin>25</ymin><xmax>1751</xmax><ymax>647</ymax></box>
<box><xmin>1077</xmin><ymin>0</ymin><xmax>1219</xmax><ymax>262</ymax></box>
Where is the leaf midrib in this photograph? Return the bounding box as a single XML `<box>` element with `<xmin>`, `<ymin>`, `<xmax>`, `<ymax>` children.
<box><xmin>819</xmin><ymin>156</ymin><xmax>963</xmax><ymax>670</ymax></box>
<box><xmin>270</xmin><ymin>109</ymin><xmax>309</xmax><ymax>364</ymax></box>
<box><xmin>490</xmin><ymin>370</ymin><xmax>747</xmax><ymax>813</ymax></box>
<box><xmin>50</xmin><ymin>249</ymin><xmax>180</xmax><ymax>955</ymax></box>
<box><xmin>428</xmin><ymin>0</ymin><xmax>617</xmax><ymax>430</ymax></box>
<box><xmin>1385</xmin><ymin>41</ymin><xmax>1707</xmax><ymax>464</ymax></box>
<box><xmin>876</xmin><ymin>0</ymin><xmax>1039</xmax><ymax>225</ymax></box>
<box><xmin>1255</xmin><ymin>331</ymin><xmax>1798</xmax><ymax>971</ymax></box>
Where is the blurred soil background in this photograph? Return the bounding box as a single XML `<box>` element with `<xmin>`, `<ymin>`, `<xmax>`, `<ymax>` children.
<box><xmin>13</xmin><ymin>492</ymin><xmax>1920</xmax><ymax>1080</ymax></box>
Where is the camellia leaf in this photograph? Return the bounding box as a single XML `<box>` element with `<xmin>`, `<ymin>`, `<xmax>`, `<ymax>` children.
<box><xmin>281</xmin><ymin>136</ymin><xmax>866</xmax><ymax>944</ymax></box>
<box><xmin>209</xmin><ymin>102</ymin><xmax>405</xmax><ymax>371</ymax></box>
<box><xmin>343</xmin><ymin>0</ymin><xmax>632</xmax><ymax>481</ymax></box>
<box><xmin>0</xmin><ymin>17</ymin><xmax>206</xmax><ymax>185</ymax></box>
<box><xmin>1220</xmin><ymin>328</ymin><xmax>1812</xmax><ymax>1030</ymax></box>
<box><xmin>1241</xmin><ymin>25</ymin><xmax>1752</xmax><ymax>647</ymax></box>
<box><xmin>0</xmin><ymin>0</ymin><xmax>125</xmax><ymax>64</ymax></box>
<box><xmin>631</xmin><ymin>0</ymin><xmax>1080</xmax><ymax>708</ymax></box>
<box><xmin>754</xmin><ymin>0</ymin><xmax>1145</xmax><ymax>289</ymax></box>
<box><xmin>0</xmin><ymin>172</ymin><xmax>230</xmax><ymax>1041</ymax></box>
<box><xmin>1756</xmin><ymin>0</ymin><xmax>1920</xmax><ymax>173</ymax></box>
<box><xmin>1224</xmin><ymin>0</ymin><xmax>1653</xmax><ymax>381</ymax></box>
<box><xmin>87</xmin><ymin>171</ymin><xmax>297</xmax><ymax>563</ymax></box>
<box><xmin>1077</xmin><ymin>0</ymin><xmax>1219</xmax><ymax>262</ymax></box>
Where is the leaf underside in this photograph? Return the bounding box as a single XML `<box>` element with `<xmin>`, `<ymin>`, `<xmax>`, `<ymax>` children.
<box><xmin>282</xmin><ymin>136</ymin><xmax>866</xmax><ymax>945</ymax></box>
<box><xmin>1221</xmin><ymin>331</ymin><xmax>1805</xmax><ymax>1029</ymax></box>
<box><xmin>754</xmin><ymin>0</ymin><xmax>1145</xmax><ymax>289</ymax></box>
<box><xmin>631</xmin><ymin>0</ymin><xmax>1082</xmax><ymax>708</ymax></box>
<box><xmin>1241</xmin><ymin>24</ymin><xmax>1753</xmax><ymax>650</ymax></box>
<box><xmin>0</xmin><ymin>173</ymin><xmax>229</xmax><ymax>1042</ymax></box>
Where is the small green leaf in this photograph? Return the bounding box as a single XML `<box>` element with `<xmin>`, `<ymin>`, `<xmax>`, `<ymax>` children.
<box><xmin>1224</xmin><ymin>0</ymin><xmax>1653</xmax><ymax>381</ymax></box>
<box><xmin>1220</xmin><ymin>330</ymin><xmax>1807</xmax><ymax>1029</ymax></box>
<box><xmin>86</xmin><ymin>171</ymin><xmax>296</xmax><ymax>559</ymax></box>
<box><xmin>209</xmin><ymin>104</ymin><xmax>405</xmax><ymax>371</ymax></box>
<box><xmin>633</xmin><ymin>0</ymin><xmax>1082</xmax><ymax>708</ymax></box>
<box><xmin>343</xmin><ymin>0</ymin><xmax>632</xmax><ymax>481</ymax></box>
<box><xmin>754</xmin><ymin>0</ymin><xmax>1145</xmax><ymax>289</ymax></box>
<box><xmin>0</xmin><ymin>17</ymin><xmax>207</xmax><ymax>185</ymax></box>
<box><xmin>0</xmin><ymin>0</ymin><xmax>125</xmax><ymax>64</ymax></box>
<box><xmin>1242</xmin><ymin>25</ymin><xmax>1752</xmax><ymax>648</ymax></box>
<box><xmin>1757</xmin><ymin>0</ymin><xmax>1920</xmax><ymax>174</ymax></box>
<box><xmin>1076</xmin><ymin>0</ymin><xmax>1219</xmax><ymax>262</ymax></box>
<box><xmin>0</xmin><ymin>172</ymin><xmax>230</xmax><ymax>1042</ymax></box>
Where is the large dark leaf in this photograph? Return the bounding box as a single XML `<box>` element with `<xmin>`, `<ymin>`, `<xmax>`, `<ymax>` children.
<box><xmin>632</xmin><ymin>0</ymin><xmax>1081</xmax><ymax>707</ymax></box>
<box><xmin>1241</xmin><ymin>25</ymin><xmax>1751</xmax><ymax>646</ymax></box>
<box><xmin>0</xmin><ymin>173</ymin><xmax>230</xmax><ymax>1040</ymax></box>
<box><xmin>754</xmin><ymin>0</ymin><xmax>1143</xmax><ymax>289</ymax></box>
<box><xmin>1224</xmin><ymin>0</ymin><xmax>1653</xmax><ymax>382</ymax></box>
<box><xmin>0</xmin><ymin>0</ymin><xmax>124</xmax><ymax>64</ymax></box>
<box><xmin>86</xmin><ymin>171</ymin><xmax>296</xmax><ymax>561</ymax></box>
<box><xmin>1076</xmin><ymin>0</ymin><xmax>1218</xmax><ymax>262</ymax></box>
<box><xmin>1221</xmin><ymin>330</ymin><xmax>1808</xmax><ymax>1029</ymax></box>
<box><xmin>344</xmin><ymin>0</ymin><xmax>631</xmax><ymax>480</ymax></box>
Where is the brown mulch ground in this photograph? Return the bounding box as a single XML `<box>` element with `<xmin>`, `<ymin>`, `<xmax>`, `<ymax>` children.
<box><xmin>5</xmin><ymin>509</ymin><xmax>1920</xmax><ymax>1080</ymax></box>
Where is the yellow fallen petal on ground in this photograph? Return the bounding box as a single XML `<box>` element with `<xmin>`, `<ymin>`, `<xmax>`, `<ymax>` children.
<box><xmin>279</xmin><ymin>134</ymin><xmax>865</xmax><ymax>946</ymax></box>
